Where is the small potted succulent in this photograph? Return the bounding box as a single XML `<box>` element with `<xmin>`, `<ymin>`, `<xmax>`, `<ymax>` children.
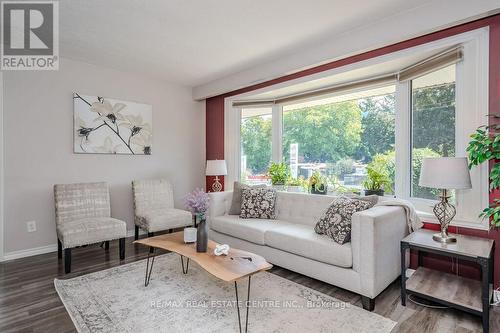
<box><xmin>362</xmin><ymin>164</ymin><xmax>392</xmax><ymax>196</ymax></box>
<box><xmin>268</xmin><ymin>162</ymin><xmax>290</xmax><ymax>191</ymax></box>
<box><xmin>309</xmin><ymin>171</ymin><xmax>328</xmax><ymax>195</ymax></box>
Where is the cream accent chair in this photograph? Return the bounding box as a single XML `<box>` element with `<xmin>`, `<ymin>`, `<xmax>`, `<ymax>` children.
<box><xmin>132</xmin><ymin>179</ymin><xmax>192</xmax><ymax>243</ymax></box>
<box><xmin>54</xmin><ymin>182</ymin><xmax>127</xmax><ymax>274</ymax></box>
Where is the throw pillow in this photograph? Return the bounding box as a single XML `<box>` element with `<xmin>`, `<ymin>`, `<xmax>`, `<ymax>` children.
<box><xmin>229</xmin><ymin>181</ymin><xmax>267</xmax><ymax>215</ymax></box>
<box><xmin>314</xmin><ymin>196</ymin><xmax>371</xmax><ymax>244</ymax></box>
<box><xmin>358</xmin><ymin>195</ymin><xmax>379</xmax><ymax>208</ymax></box>
<box><xmin>240</xmin><ymin>188</ymin><xmax>277</xmax><ymax>219</ymax></box>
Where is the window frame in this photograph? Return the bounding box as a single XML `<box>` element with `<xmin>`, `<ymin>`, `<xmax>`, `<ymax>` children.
<box><xmin>225</xmin><ymin>27</ymin><xmax>489</xmax><ymax>230</ymax></box>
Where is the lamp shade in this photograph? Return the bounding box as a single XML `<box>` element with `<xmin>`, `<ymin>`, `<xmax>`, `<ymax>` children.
<box><xmin>205</xmin><ymin>160</ymin><xmax>227</xmax><ymax>176</ymax></box>
<box><xmin>419</xmin><ymin>157</ymin><xmax>472</xmax><ymax>189</ymax></box>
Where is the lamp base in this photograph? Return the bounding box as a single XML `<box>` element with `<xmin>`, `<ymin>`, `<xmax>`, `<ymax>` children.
<box><xmin>432</xmin><ymin>232</ymin><xmax>457</xmax><ymax>243</ymax></box>
<box><xmin>211</xmin><ymin>176</ymin><xmax>222</xmax><ymax>192</ymax></box>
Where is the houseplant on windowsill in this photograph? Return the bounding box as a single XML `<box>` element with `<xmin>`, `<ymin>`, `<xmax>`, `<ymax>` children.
<box><xmin>268</xmin><ymin>162</ymin><xmax>290</xmax><ymax>191</ymax></box>
<box><xmin>287</xmin><ymin>176</ymin><xmax>307</xmax><ymax>193</ymax></box>
<box><xmin>362</xmin><ymin>159</ymin><xmax>392</xmax><ymax>196</ymax></box>
<box><xmin>467</xmin><ymin>114</ymin><xmax>500</xmax><ymax>227</ymax></box>
<box><xmin>309</xmin><ymin>171</ymin><xmax>328</xmax><ymax>195</ymax></box>
<box><xmin>184</xmin><ymin>188</ymin><xmax>210</xmax><ymax>252</ymax></box>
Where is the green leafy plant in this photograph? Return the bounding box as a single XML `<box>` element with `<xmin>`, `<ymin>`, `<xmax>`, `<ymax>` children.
<box><xmin>327</xmin><ymin>175</ymin><xmax>349</xmax><ymax>194</ymax></box>
<box><xmin>362</xmin><ymin>156</ymin><xmax>393</xmax><ymax>193</ymax></box>
<box><xmin>268</xmin><ymin>162</ymin><xmax>290</xmax><ymax>185</ymax></box>
<box><xmin>287</xmin><ymin>176</ymin><xmax>308</xmax><ymax>191</ymax></box>
<box><xmin>467</xmin><ymin>115</ymin><xmax>500</xmax><ymax>227</ymax></box>
<box><xmin>309</xmin><ymin>171</ymin><xmax>327</xmax><ymax>193</ymax></box>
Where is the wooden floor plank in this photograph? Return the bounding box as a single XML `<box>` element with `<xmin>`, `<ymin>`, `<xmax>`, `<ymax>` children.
<box><xmin>0</xmin><ymin>235</ymin><xmax>498</xmax><ymax>332</ymax></box>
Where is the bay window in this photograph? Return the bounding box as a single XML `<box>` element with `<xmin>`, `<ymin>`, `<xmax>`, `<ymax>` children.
<box><xmin>227</xmin><ymin>28</ymin><xmax>489</xmax><ymax>229</ymax></box>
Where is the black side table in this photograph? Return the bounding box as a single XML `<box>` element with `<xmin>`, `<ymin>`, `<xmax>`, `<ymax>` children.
<box><xmin>401</xmin><ymin>229</ymin><xmax>494</xmax><ymax>333</ymax></box>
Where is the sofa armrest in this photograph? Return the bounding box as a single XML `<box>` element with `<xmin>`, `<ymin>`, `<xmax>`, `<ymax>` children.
<box><xmin>351</xmin><ymin>205</ymin><xmax>408</xmax><ymax>298</ymax></box>
<box><xmin>208</xmin><ymin>191</ymin><xmax>233</xmax><ymax>221</ymax></box>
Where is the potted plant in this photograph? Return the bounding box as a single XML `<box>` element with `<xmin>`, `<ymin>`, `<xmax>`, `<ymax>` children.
<box><xmin>327</xmin><ymin>175</ymin><xmax>350</xmax><ymax>196</ymax></box>
<box><xmin>467</xmin><ymin>114</ymin><xmax>500</xmax><ymax>227</ymax></box>
<box><xmin>287</xmin><ymin>176</ymin><xmax>307</xmax><ymax>193</ymax></box>
<box><xmin>309</xmin><ymin>171</ymin><xmax>328</xmax><ymax>195</ymax></box>
<box><xmin>362</xmin><ymin>162</ymin><xmax>392</xmax><ymax>196</ymax></box>
<box><xmin>268</xmin><ymin>162</ymin><xmax>290</xmax><ymax>190</ymax></box>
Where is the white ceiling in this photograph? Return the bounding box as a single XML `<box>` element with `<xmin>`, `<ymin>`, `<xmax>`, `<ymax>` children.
<box><xmin>60</xmin><ymin>0</ymin><xmax>435</xmax><ymax>87</ymax></box>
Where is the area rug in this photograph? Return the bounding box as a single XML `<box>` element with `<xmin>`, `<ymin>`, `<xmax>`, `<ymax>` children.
<box><xmin>55</xmin><ymin>253</ymin><xmax>396</xmax><ymax>333</ymax></box>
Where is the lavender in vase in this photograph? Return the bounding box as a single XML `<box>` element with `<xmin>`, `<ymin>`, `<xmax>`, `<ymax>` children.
<box><xmin>183</xmin><ymin>188</ymin><xmax>210</xmax><ymax>225</ymax></box>
<box><xmin>184</xmin><ymin>189</ymin><xmax>210</xmax><ymax>252</ymax></box>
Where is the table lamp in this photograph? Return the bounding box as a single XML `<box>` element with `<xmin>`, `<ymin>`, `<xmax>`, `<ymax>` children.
<box><xmin>206</xmin><ymin>160</ymin><xmax>227</xmax><ymax>192</ymax></box>
<box><xmin>419</xmin><ymin>157</ymin><xmax>471</xmax><ymax>243</ymax></box>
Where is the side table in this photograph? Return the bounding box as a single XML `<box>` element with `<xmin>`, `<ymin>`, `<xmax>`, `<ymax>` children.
<box><xmin>400</xmin><ymin>229</ymin><xmax>494</xmax><ymax>333</ymax></box>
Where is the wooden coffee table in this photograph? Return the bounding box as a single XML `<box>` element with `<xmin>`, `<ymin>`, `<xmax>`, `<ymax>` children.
<box><xmin>134</xmin><ymin>232</ymin><xmax>272</xmax><ymax>333</ymax></box>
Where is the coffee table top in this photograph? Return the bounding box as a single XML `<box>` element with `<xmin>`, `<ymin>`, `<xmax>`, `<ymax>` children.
<box><xmin>134</xmin><ymin>232</ymin><xmax>272</xmax><ymax>282</ymax></box>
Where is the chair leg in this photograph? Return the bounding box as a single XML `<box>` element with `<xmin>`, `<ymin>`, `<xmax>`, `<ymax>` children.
<box><xmin>64</xmin><ymin>248</ymin><xmax>72</xmax><ymax>274</ymax></box>
<box><xmin>57</xmin><ymin>239</ymin><xmax>62</xmax><ymax>259</ymax></box>
<box><xmin>119</xmin><ymin>238</ymin><xmax>125</xmax><ymax>260</ymax></box>
<box><xmin>104</xmin><ymin>241</ymin><xmax>109</xmax><ymax>251</ymax></box>
<box><xmin>135</xmin><ymin>225</ymin><xmax>139</xmax><ymax>240</ymax></box>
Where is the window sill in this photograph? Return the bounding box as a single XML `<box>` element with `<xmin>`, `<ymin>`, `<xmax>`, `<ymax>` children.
<box><xmin>416</xmin><ymin>210</ymin><xmax>489</xmax><ymax>231</ymax></box>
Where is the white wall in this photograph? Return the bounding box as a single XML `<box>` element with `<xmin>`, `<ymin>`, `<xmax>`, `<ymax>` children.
<box><xmin>2</xmin><ymin>58</ymin><xmax>205</xmax><ymax>255</ymax></box>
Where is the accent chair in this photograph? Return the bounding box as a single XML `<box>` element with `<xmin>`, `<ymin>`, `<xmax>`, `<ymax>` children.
<box><xmin>132</xmin><ymin>179</ymin><xmax>192</xmax><ymax>243</ymax></box>
<box><xmin>54</xmin><ymin>182</ymin><xmax>127</xmax><ymax>273</ymax></box>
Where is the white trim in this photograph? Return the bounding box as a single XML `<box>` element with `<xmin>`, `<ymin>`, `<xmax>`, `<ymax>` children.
<box><xmin>224</xmin><ymin>99</ymin><xmax>240</xmax><ymax>190</ymax></box>
<box><xmin>3</xmin><ymin>244</ymin><xmax>58</xmax><ymax>261</ymax></box>
<box><xmin>271</xmin><ymin>104</ymin><xmax>282</xmax><ymax>163</ymax></box>
<box><xmin>395</xmin><ymin>80</ymin><xmax>411</xmax><ymax>199</ymax></box>
<box><xmin>1</xmin><ymin>229</ymin><xmax>142</xmax><ymax>262</ymax></box>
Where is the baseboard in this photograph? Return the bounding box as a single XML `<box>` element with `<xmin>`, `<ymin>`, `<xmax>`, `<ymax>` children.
<box><xmin>1</xmin><ymin>229</ymin><xmax>145</xmax><ymax>262</ymax></box>
<box><xmin>2</xmin><ymin>243</ymin><xmax>58</xmax><ymax>261</ymax></box>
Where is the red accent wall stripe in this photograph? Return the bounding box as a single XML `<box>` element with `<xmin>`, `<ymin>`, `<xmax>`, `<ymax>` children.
<box><xmin>206</xmin><ymin>14</ymin><xmax>500</xmax><ymax>286</ymax></box>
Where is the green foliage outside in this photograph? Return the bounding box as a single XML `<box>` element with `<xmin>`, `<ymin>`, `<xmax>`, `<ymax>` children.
<box><xmin>282</xmin><ymin>101</ymin><xmax>362</xmax><ymax>164</ymax></box>
<box><xmin>241</xmin><ymin>116</ymin><xmax>271</xmax><ymax>175</ymax></box>
<box><xmin>240</xmin><ymin>84</ymin><xmax>455</xmax><ymax>198</ymax></box>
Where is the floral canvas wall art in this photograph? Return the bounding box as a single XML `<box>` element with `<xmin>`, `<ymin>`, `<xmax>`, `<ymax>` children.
<box><xmin>73</xmin><ymin>93</ymin><xmax>152</xmax><ymax>155</ymax></box>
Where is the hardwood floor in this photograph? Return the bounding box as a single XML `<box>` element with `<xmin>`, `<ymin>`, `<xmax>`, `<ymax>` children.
<box><xmin>0</xmin><ymin>236</ymin><xmax>498</xmax><ymax>333</ymax></box>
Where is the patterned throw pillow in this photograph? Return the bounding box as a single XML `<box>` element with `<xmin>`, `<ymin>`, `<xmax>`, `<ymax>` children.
<box><xmin>228</xmin><ymin>181</ymin><xmax>267</xmax><ymax>215</ymax></box>
<box><xmin>314</xmin><ymin>196</ymin><xmax>372</xmax><ymax>244</ymax></box>
<box><xmin>240</xmin><ymin>188</ymin><xmax>277</xmax><ymax>219</ymax></box>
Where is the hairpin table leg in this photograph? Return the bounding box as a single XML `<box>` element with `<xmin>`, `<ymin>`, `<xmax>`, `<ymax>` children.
<box><xmin>234</xmin><ymin>275</ymin><xmax>252</xmax><ymax>333</ymax></box>
<box><xmin>144</xmin><ymin>248</ymin><xmax>156</xmax><ymax>287</ymax></box>
<box><xmin>180</xmin><ymin>255</ymin><xmax>190</xmax><ymax>274</ymax></box>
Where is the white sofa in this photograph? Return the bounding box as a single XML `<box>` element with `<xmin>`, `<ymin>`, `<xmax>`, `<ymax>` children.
<box><xmin>208</xmin><ymin>191</ymin><xmax>408</xmax><ymax>311</ymax></box>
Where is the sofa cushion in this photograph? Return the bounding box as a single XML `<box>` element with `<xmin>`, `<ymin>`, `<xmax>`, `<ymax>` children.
<box><xmin>210</xmin><ymin>215</ymin><xmax>291</xmax><ymax>245</ymax></box>
<box><xmin>57</xmin><ymin>217</ymin><xmax>127</xmax><ymax>248</ymax></box>
<box><xmin>240</xmin><ymin>188</ymin><xmax>277</xmax><ymax>219</ymax></box>
<box><xmin>136</xmin><ymin>208</ymin><xmax>192</xmax><ymax>232</ymax></box>
<box><xmin>265</xmin><ymin>224</ymin><xmax>353</xmax><ymax>268</ymax></box>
